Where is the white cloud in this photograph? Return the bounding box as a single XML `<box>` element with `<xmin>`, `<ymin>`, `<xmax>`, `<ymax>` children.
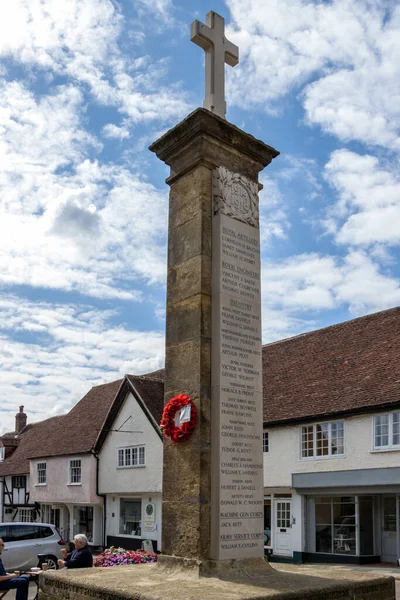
<box><xmin>102</xmin><ymin>123</ymin><xmax>130</xmax><ymax>140</ymax></box>
<box><xmin>0</xmin><ymin>295</ymin><xmax>165</xmax><ymax>434</ymax></box>
<box><xmin>324</xmin><ymin>149</ymin><xmax>400</xmax><ymax>246</ymax></box>
<box><xmin>226</xmin><ymin>0</ymin><xmax>400</xmax><ymax>148</ymax></box>
<box><xmin>261</xmin><ymin>250</ymin><xmax>400</xmax><ymax>341</ymax></box>
<box><xmin>0</xmin><ymin>0</ymin><xmax>191</xmax><ymax>124</ymax></box>
<box><xmin>0</xmin><ymin>79</ymin><xmax>169</xmax><ymax>299</ymax></box>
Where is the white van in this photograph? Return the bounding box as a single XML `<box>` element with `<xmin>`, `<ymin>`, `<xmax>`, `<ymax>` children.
<box><xmin>0</xmin><ymin>522</ymin><xmax>65</xmax><ymax>571</ymax></box>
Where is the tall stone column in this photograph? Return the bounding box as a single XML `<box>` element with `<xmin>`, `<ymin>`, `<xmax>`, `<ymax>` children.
<box><xmin>150</xmin><ymin>108</ymin><xmax>278</xmax><ymax>575</ymax></box>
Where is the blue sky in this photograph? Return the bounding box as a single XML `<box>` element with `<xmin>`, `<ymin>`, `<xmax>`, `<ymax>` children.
<box><xmin>1</xmin><ymin>0</ymin><xmax>400</xmax><ymax>433</ymax></box>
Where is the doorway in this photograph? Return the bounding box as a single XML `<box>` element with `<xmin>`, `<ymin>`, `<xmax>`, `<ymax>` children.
<box><xmin>381</xmin><ymin>496</ymin><xmax>397</xmax><ymax>563</ymax></box>
<box><xmin>274</xmin><ymin>499</ymin><xmax>292</xmax><ymax>556</ymax></box>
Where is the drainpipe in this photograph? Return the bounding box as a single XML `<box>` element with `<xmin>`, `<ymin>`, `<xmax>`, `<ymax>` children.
<box><xmin>93</xmin><ymin>451</ymin><xmax>106</xmax><ymax>550</ymax></box>
<box><xmin>0</xmin><ymin>477</ymin><xmax>4</xmax><ymax>522</ymax></box>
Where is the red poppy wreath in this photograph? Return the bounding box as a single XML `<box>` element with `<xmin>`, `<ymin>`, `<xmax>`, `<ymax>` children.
<box><xmin>160</xmin><ymin>394</ymin><xmax>197</xmax><ymax>443</ymax></box>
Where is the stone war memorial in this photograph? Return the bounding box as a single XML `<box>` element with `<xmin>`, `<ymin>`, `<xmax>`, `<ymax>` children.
<box><xmin>40</xmin><ymin>10</ymin><xmax>395</xmax><ymax>600</ymax></box>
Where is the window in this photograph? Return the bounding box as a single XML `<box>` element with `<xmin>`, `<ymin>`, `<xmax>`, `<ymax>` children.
<box><xmin>120</xmin><ymin>499</ymin><xmax>141</xmax><ymax>536</ymax></box>
<box><xmin>301</xmin><ymin>422</ymin><xmax>344</xmax><ymax>459</ymax></box>
<box><xmin>69</xmin><ymin>459</ymin><xmax>82</xmax><ymax>484</ymax></box>
<box><xmin>374</xmin><ymin>413</ymin><xmax>400</xmax><ymax>450</ymax></box>
<box><xmin>0</xmin><ymin>447</ymin><xmax>4</xmax><ymax>461</ymax></box>
<box><xmin>12</xmin><ymin>476</ymin><xmax>26</xmax><ymax>489</ymax></box>
<box><xmin>313</xmin><ymin>496</ymin><xmax>370</xmax><ymax>555</ymax></box>
<box><xmin>10</xmin><ymin>525</ymin><xmax>38</xmax><ymax>541</ymax></box>
<box><xmin>37</xmin><ymin>462</ymin><xmax>46</xmax><ymax>485</ymax></box>
<box><xmin>73</xmin><ymin>506</ymin><xmax>93</xmax><ymax>542</ymax></box>
<box><xmin>18</xmin><ymin>509</ymin><xmax>33</xmax><ymax>522</ymax></box>
<box><xmin>117</xmin><ymin>445</ymin><xmax>146</xmax><ymax>468</ymax></box>
<box><xmin>263</xmin><ymin>431</ymin><xmax>269</xmax><ymax>453</ymax></box>
<box><xmin>35</xmin><ymin>526</ymin><xmax>54</xmax><ymax>538</ymax></box>
<box><xmin>0</xmin><ymin>526</ymin><xmax>9</xmax><ymax>542</ymax></box>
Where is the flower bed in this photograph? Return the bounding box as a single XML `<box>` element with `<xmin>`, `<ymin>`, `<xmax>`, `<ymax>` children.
<box><xmin>94</xmin><ymin>546</ymin><xmax>157</xmax><ymax>567</ymax></box>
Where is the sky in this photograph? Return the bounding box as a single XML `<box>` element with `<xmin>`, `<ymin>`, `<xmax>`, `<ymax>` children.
<box><xmin>0</xmin><ymin>0</ymin><xmax>399</xmax><ymax>434</ymax></box>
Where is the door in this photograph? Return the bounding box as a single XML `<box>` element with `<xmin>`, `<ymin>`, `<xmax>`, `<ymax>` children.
<box><xmin>381</xmin><ymin>496</ymin><xmax>397</xmax><ymax>563</ymax></box>
<box><xmin>274</xmin><ymin>500</ymin><xmax>292</xmax><ymax>556</ymax></box>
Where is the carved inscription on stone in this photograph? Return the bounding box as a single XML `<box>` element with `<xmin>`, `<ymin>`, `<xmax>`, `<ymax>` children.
<box><xmin>211</xmin><ymin>171</ymin><xmax>264</xmax><ymax>561</ymax></box>
<box><xmin>213</xmin><ymin>166</ymin><xmax>259</xmax><ymax>227</ymax></box>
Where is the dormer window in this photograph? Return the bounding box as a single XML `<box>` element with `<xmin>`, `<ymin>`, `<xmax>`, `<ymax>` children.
<box><xmin>0</xmin><ymin>447</ymin><xmax>4</xmax><ymax>462</ymax></box>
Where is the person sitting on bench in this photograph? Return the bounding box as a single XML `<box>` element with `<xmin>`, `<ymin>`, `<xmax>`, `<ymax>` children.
<box><xmin>57</xmin><ymin>534</ymin><xmax>93</xmax><ymax>569</ymax></box>
<box><xmin>0</xmin><ymin>538</ymin><xmax>31</xmax><ymax>600</ymax></box>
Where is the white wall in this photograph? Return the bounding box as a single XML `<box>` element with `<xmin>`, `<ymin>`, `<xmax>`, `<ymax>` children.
<box><xmin>98</xmin><ymin>391</ymin><xmax>163</xmax><ymax>494</ymax></box>
<box><xmin>264</xmin><ymin>413</ymin><xmax>400</xmax><ymax>488</ymax></box>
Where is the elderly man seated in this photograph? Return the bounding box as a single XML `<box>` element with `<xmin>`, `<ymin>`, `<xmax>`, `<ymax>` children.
<box><xmin>58</xmin><ymin>534</ymin><xmax>93</xmax><ymax>569</ymax></box>
<box><xmin>0</xmin><ymin>538</ymin><xmax>31</xmax><ymax>600</ymax></box>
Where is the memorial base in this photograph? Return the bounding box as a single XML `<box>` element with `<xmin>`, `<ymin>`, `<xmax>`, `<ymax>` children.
<box><xmin>156</xmin><ymin>554</ymin><xmax>273</xmax><ymax>579</ymax></box>
<box><xmin>39</xmin><ymin>562</ymin><xmax>395</xmax><ymax>600</ymax></box>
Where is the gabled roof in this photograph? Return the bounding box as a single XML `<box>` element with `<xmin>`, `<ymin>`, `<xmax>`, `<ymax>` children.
<box><xmin>94</xmin><ymin>374</ymin><xmax>164</xmax><ymax>453</ymax></box>
<box><xmin>263</xmin><ymin>306</ymin><xmax>400</xmax><ymax>425</ymax></box>
<box><xmin>0</xmin><ymin>373</ymin><xmax>165</xmax><ymax>476</ymax></box>
<box><xmin>26</xmin><ymin>379</ymin><xmax>124</xmax><ymax>460</ymax></box>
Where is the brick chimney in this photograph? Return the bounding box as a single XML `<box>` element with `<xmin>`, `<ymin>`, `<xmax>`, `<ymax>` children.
<box><xmin>15</xmin><ymin>406</ymin><xmax>27</xmax><ymax>434</ymax></box>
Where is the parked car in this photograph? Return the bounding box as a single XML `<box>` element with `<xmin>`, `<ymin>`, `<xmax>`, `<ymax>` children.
<box><xmin>0</xmin><ymin>522</ymin><xmax>65</xmax><ymax>571</ymax></box>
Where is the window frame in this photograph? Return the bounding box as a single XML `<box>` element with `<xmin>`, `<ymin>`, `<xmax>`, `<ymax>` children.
<box><xmin>300</xmin><ymin>421</ymin><xmax>345</xmax><ymax>460</ymax></box>
<box><xmin>68</xmin><ymin>458</ymin><xmax>82</xmax><ymax>485</ymax></box>
<box><xmin>116</xmin><ymin>445</ymin><xmax>146</xmax><ymax>469</ymax></box>
<box><xmin>12</xmin><ymin>475</ymin><xmax>27</xmax><ymax>489</ymax></box>
<box><xmin>263</xmin><ymin>431</ymin><xmax>269</xmax><ymax>453</ymax></box>
<box><xmin>119</xmin><ymin>497</ymin><xmax>142</xmax><ymax>536</ymax></box>
<box><xmin>373</xmin><ymin>412</ymin><xmax>400</xmax><ymax>451</ymax></box>
<box><xmin>36</xmin><ymin>462</ymin><xmax>47</xmax><ymax>486</ymax></box>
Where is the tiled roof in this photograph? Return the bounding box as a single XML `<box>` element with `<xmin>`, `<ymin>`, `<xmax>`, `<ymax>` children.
<box><xmin>0</xmin><ymin>374</ymin><xmax>165</xmax><ymax>475</ymax></box>
<box><xmin>142</xmin><ymin>368</ymin><xmax>165</xmax><ymax>381</ymax></box>
<box><xmin>263</xmin><ymin>307</ymin><xmax>400</xmax><ymax>425</ymax></box>
<box><xmin>126</xmin><ymin>374</ymin><xmax>164</xmax><ymax>423</ymax></box>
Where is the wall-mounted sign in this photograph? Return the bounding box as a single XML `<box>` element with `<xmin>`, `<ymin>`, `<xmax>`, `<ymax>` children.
<box><xmin>144</xmin><ymin>502</ymin><xmax>156</xmax><ymax>531</ymax></box>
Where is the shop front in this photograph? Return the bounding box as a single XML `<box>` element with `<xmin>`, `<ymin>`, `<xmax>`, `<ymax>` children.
<box><xmin>294</xmin><ymin>468</ymin><xmax>400</xmax><ymax>564</ymax></box>
<box><xmin>105</xmin><ymin>493</ymin><xmax>162</xmax><ymax>552</ymax></box>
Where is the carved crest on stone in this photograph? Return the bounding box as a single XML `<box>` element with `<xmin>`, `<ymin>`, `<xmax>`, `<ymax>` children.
<box><xmin>212</xmin><ymin>166</ymin><xmax>259</xmax><ymax>227</ymax></box>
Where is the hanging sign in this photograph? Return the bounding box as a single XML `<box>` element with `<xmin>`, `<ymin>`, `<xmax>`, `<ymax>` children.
<box><xmin>144</xmin><ymin>502</ymin><xmax>156</xmax><ymax>531</ymax></box>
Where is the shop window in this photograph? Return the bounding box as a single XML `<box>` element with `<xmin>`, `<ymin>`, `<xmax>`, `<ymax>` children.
<box><xmin>374</xmin><ymin>413</ymin><xmax>400</xmax><ymax>450</ymax></box>
<box><xmin>117</xmin><ymin>445</ymin><xmax>146</xmax><ymax>468</ymax></box>
<box><xmin>120</xmin><ymin>499</ymin><xmax>142</xmax><ymax>536</ymax></box>
<box><xmin>37</xmin><ymin>462</ymin><xmax>46</xmax><ymax>485</ymax></box>
<box><xmin>315</xmin><ymin>496</ymin><xmax>357</xmax><ymax>555</ymax></box>
<box><xmin>69</xmin><ymin>459</ymin><xmax>82</xmax><ymax>484</ymax></box>
<box><xmin>301</xmin><ymin>422</ymin><xmax>344</xmax><ymax>459</ymax></box>
<box><xmin>263</xmin><ymin>432</ymin><xmax>269</xmax><ymax>453</ymax></box>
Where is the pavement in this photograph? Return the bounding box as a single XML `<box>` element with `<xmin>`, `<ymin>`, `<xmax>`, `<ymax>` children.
<box><xmin>273</xmin><ymin>563</ymin><xmax>400</xmax><ymax>599</ymax></box>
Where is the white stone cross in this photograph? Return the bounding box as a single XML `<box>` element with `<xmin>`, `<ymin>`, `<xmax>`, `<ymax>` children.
<box><xmin>190</xmin><ymin>11</ymin><xmax>239</xmax><ymax>120</ymax></box>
